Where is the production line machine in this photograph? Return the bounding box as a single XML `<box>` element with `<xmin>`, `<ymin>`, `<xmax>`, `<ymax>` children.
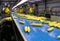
<box><xmin>0</xmin><ymin>6</ymin><xmax>60</xmax><ymax>41</ymax></box>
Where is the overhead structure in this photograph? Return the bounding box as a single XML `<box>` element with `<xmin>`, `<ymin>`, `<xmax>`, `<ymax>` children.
<box><xmin>12</xmin><ymin>0</ymin><xmax>28</xmax><ymax>9</ymax></box>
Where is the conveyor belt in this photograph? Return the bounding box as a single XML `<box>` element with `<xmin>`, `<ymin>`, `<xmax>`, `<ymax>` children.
<box><xmin>11</xmin><ymin>13</ymin><xmax>60</xmax><ymax>41</ymax></box>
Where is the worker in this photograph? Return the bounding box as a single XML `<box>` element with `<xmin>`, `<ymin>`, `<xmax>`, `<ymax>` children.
<box><xmin>28</xmin><ymin>5</ymin><xmax>34</xmax><ymax>15</ymax></box>
<box><xmin>19</xmin><ymin>6</ymin><xmax>25</xmax><ymax>13</ymax></box>
<box><xmin>4</xmin><ymin>5</ymin><xmax>11</xmax><ymax>17</ymax></box>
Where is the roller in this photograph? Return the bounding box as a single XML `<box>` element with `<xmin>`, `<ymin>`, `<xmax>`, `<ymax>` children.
<box><xmin>27</xmin><ymin>26</ymin><xmax>30</xmax><ymax>32</ymax></box>
<box><xmin>24</xmin><ymin>26</ymin><xmax>28</xmax><ymax>32</ymax></box>
<box><xmin>47</xmin><ymin>27</ymin><xmax>54</xmax><ymax>32</ymax></box>
<box><xmin>31</xmin><ymin>23</ymin><xmax>42</xmax><ymax>27</ymax></box>
<box><xmin>24</xmin><ymin>26</ymin><xmax>30</xmax><ymax>33</ymax></box>
<box><xmin>19</xmin><ymin>21</ymin><xmax>25</xmax><ymax>24</ymax></box>
<box><xmin>57</xmin><ymin>35</ymin><xmax>60</xmax><ymax>39</ymax></box>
